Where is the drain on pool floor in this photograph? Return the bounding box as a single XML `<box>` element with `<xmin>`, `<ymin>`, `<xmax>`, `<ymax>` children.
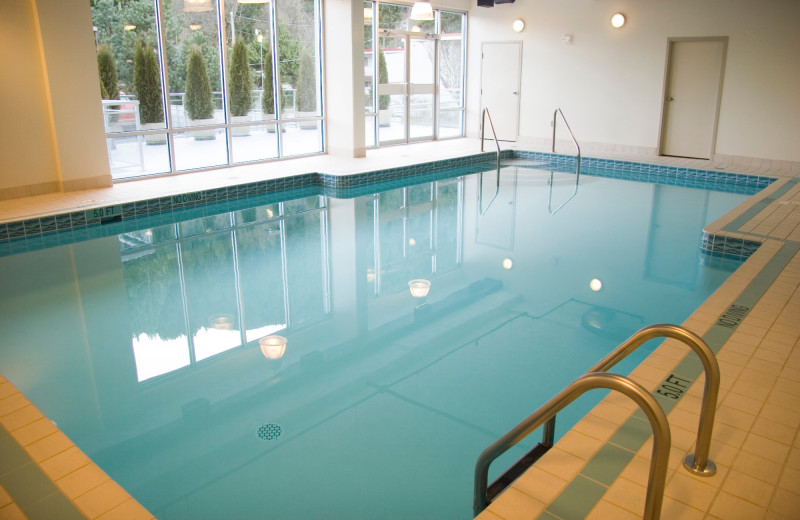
<box><xmin>256</xmin><ymin>423</ymin><xmax>283</xmax><ymax>441</ymax></box>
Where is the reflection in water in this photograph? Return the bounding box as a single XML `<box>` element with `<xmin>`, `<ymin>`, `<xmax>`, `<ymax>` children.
<box><xmin>121</xmin><ymin>196</ymin><xmax>328</xmax><ymax>381</ymax></box>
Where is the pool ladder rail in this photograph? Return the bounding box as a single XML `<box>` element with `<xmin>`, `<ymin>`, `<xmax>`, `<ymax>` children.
<box><xmin>473</xmin><ymin>324</ymin><xmax>720</xmax><ymax>520</ymax></box>
<box><xmin>480</xmin><ymin>108</ymin><xmax>501</xmax><ymax>170</ymax></box>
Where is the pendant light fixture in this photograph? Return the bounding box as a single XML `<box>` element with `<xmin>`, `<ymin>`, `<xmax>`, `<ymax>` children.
<box><xmin>409</xmin><ymin>0</ymin><xmax>434</xmax><ymax>21</ymax></box>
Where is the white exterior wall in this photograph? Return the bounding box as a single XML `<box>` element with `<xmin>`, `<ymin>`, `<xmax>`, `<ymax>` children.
<box><xmin>467</xmin><ymin>0</ymin><xmax>800</xmax><ymax>162</ymax></box>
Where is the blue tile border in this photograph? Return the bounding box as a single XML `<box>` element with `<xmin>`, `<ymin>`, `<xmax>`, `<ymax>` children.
<box><xmin>0</xmin><ymin>150</ymin><xmax>777</xmax><ymax>257</ymax></box>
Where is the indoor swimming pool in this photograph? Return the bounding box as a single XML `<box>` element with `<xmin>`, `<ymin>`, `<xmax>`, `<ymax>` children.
<box><xmin>0</xmin><ymin>158</ymin><xmax>769</xmax><ymax>519</ymax></box>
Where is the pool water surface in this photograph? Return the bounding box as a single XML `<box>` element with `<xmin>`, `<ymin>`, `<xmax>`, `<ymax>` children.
<box><xmin>0</xmin><ymin>162</ymin><xmax>757</xmax><ymax>519</ymax></box>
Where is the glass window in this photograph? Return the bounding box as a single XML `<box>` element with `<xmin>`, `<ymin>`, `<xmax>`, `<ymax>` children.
<box><xmin>364</xmin><ymin>2</ymin><xmax>466</xmax><ymax>148</ymax></box>
<box><xmin>439</xmin><ymin>11</ymin><xmax>465</xmax><ymax>139</ymax></box>
<box><xmin>91</xmin><ymin>0</ymin><xmax>324</xmax><ymax>180</ymax></box>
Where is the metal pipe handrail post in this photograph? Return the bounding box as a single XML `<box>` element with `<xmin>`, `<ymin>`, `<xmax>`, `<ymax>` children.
<box><xmin>481</xmin><ymin>108</ymin><xmax>501</xmax><ymax>168</ymax></box>
<box><xmin>474</xmin><ymin>372</ymin><xmax>671</xmax><ymax>519</ymax></box>
<box><xmin>552</xmin><ymin>108</ymin><xmax>581</xmax><ymax>183</ymax></box>
<box><xmin>588</xmin><ymin>323</ymin><xmax>719</xmax><ymax>476</ymax></box>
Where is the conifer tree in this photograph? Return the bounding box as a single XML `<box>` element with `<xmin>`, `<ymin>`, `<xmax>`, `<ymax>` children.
<box><xmin>185</xmin><ymin>45</ymin><xmax>214</xmax><ymax>121</ymax></box>
<box><xmin>261</xmin><ymin>45</ymin><xmax>275</xmax><ymax>116</ymax></box>
<box><xmin>296</xmin><ymin>50</ymin><xmax>316</xmax><ymax>112</ymax></box>
<box><xmin>229</xmin><ymin>39</ymin><xmax>252</xmax><ymax>117</ymax></box>
<box><xmin>133</xmin><ymin>40</ymin><xmax>164</xmax><ymax>125</ymax></box>
<box><xmin>97</xmin><ymin>45</ymin><xmax>119</xmax><ymax>100</ymax></box>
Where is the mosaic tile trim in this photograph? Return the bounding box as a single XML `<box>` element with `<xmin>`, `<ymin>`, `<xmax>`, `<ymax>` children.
<box><xmin>512</xmin><ymin>151</ymin><xmax>775</xmax><ymax>195</ymax></box>
<box><xmin>0</xmin><ymin>153</ymin><xmax>496</xmax><ymax>249</ymax></box>
<box><xmin>0</xmin><ymin>150</ymin><xmax>774</xmax><ymax>256</ymax></box>
<box><xmin>700</xmin><ymin>232</ymin><xmax>763</xmax><ymax>260</ymax></box>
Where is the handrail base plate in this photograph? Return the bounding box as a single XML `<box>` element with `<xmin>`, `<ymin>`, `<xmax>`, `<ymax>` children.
<box><xmin>683</xmin><ymin>454</ymin><xmax>717</xmax><ymax>477</ymax></box>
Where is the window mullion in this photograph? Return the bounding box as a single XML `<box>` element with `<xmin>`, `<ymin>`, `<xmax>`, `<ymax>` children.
<box><xmin>154</xmin><ymin>0</ymin><xmax>177</xmax><ymax>173</ymax></box>
<box><xmin>218</xmin><ymin>0</ymin><xmax>233</xmax><ymax>166</ymax></box>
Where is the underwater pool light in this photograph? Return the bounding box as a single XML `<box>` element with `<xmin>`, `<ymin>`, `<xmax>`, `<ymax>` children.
<box><xmin>408</xmin><ymin>279</ymin><xmax>431</xmax><ymax>298</ymax></box>
<box><xmin>260</xmin><ymin>335</ymin><xmax>287</xmax><ymax>359</ymax></box>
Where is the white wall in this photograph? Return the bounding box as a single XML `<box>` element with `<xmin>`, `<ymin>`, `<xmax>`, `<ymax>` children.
<box><xmin>467</xmin><ymin>0</ymin><xmax>800</xmax><ymax>162</ymax></box>
<box><xmin>0</xmin><ymin>0</ymin><xmax>110</xmax><ymax>200</ymax></box>
<box><xmin>36</xmin><ymin>0</ymin><xmax>111</xmax><ymax>191</ymax></box>
<box><xmin>0</xmin><ymin>0</ymin><xmax>60</xmax><ymax>197</ymax></box>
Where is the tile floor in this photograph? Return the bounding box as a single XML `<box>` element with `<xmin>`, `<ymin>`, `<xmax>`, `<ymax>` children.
<box><xmin>1</xmin><ymin>139</ymin><xmax>799</xmax><ymax>519</ymax></box>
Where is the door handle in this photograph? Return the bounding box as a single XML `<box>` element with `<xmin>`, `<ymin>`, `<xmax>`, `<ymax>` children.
<box><xmin>513</xmin><ymin>91</ymin><xmax>519</xmax><ymax>95</ymax></box>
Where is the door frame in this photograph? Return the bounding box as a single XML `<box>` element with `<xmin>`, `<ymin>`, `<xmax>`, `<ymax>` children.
<box><xmin>377</xmin><ymin>29</ymin><xmax>439</xmax><ymax>146</ymax></box>
<box><xmin>657</xmin><ymin>36</ymin><xmax>728</xmax><ymax>159</ymax></box>
<box><xmin>479</xmin><ymin>41</ymin><xmax>522</xmax><ymax>142</ymax></box>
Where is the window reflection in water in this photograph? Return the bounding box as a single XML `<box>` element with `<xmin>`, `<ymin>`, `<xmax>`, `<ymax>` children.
<box><xmin>367</xmin><ymin>178</ymin><xmax>462</xmax><ymax>296</ymax></box>
<box><xmin>120</xmin><ymin>195</ymin><xmax>329</xmax><ymax>381</ymax></box>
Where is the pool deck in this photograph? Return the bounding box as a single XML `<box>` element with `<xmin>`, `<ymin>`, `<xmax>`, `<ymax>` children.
<box><xmin>1</xmin><ymin>138</ymin><xmax>800</xmax><ymax>519</ymax></box>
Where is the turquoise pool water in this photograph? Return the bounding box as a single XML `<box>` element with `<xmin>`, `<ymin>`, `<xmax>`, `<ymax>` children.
<box><xmin>0</xmin><ymin>162</ymin><xmax>754</xmax><ymax>519</ymax></box>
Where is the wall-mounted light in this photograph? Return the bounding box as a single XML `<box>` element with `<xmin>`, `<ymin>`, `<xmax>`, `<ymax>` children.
<box><xmin>259</xmin><ymin>335</ymin><xmax>287</xmax><ymax>359</ymax></box>
<box><xmin>512</xmin><ymin>19</ymin><xmax>525</xmax><ymax>32</ymax></box>
<box><xmin>611</xmin><ymin>12</ymin><xmax>626</xmax><ymax>28</ymax></box>
<box><xmin>409</xmin><ymin>0</ymin><xmax>434</xmax><ymax>21</ymax></box>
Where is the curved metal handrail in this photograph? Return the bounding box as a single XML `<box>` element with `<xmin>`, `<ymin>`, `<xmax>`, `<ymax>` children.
<box><xmin>588</xmin><ymin>323</ymin><xmax>719</xmax><ymax>476</ymax></box>
<box><xmin>552</xmin><ymin>108</ymin><xmax>581</xmax><ymax>182</ymax></box>
<box><xmin>481</xmin><ymin>108</ymin><xmax>501</xmax><ymax>169</ymax></box>
<box><xmin>474</xmin><ymin>372</ymin><xmax>671</xmax><ymax>519</ymax></box>
<box><xmin>547</xmin><ymin>170</ymin><xmax>579</xmax><ymax>215</ymax></box>
<box><xmin>478</xmin><ymin>170</ymin><xmax>500</xmax><ymax>216</ymax></box>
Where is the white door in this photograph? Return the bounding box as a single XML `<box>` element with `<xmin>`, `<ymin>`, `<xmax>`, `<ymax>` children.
<box><xmin>480</xmin><ymin>42</ymin><xmax>521</xmax><ymax>142</ymax></box>
<box><xmin>660</xmin><ymin>38</ymin><xmax>727</xmax><ymax>159</ymax></box>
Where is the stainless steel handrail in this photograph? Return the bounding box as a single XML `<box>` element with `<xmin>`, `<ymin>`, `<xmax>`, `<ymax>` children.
<box><xmin>552</xmin><ymin>108</ymin><xmax>581</xmax><ymax>182</ymax></box>
<box><xmin>588</xmin><ymin>323</ymin><xmax>719</xmax><ymax>476</ymax></box>
<box><xmin>474</xmin><ymin>372</ymin><xmax>671</xmax><ymax>519</ymax></box>
<box><xmin>547</xmin><ymin>170</ymin><xmax>579</xmax><ymax>215</ymax></box>
<box><xmin>478</xmin><ymin>169</ymin><xmax>500</xmax><ymax>216</ymax></box>
<box><xmin>481</xmin><ymin>108</ymin><xmax>501</xmax><ymax>168</ymax></box>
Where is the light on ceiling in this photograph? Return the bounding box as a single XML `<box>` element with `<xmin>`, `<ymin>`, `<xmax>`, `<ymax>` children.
<box><xmin>259</xmin><ymin>335</ymin><xmax>287</xmax><ymax>359</ymax></box>
<box><xmin>611</xmin><ymin>12</ymin><xmax>626</xmax><ymax>28</ymax></box>
<box><xmin>184</xmin><ymin>0</ymin><xmax>212</xmax><ymax>12</ymax></box>
<box><xmin>512</xmin><ymin>19</ymin><xmax>525</xmax><ymax>32</ymax></box>
<box><xmin>502</xmin><ymin>258</ymin><xmax>513</xmax><ymax>269</ymax></box>
<box><xmin>408</xmin><ymin>279</ymin><xmax>431</xmax><ymax>298</ymax></box>
<box><xmin>590</xmin><ymin>278</ymin><xmax>603</xmax><ymax>291</ymax></box>
<box><xmin>409</xmin><ymin>1</ymin><xmax>434</xmax><ymax>21</ymax></box>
